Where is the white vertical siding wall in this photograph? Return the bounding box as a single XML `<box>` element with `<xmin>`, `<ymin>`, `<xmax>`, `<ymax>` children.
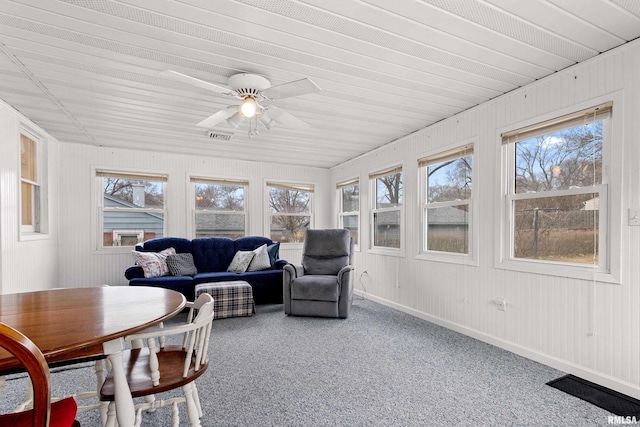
<box><xmin>331</xmin><ymin>40</ymin><xmax>640</xmax><ymax>398</ymax></box>
<box><xmin>56</xmin><ymin>144</ymin><xmax>330</xmax><ymax>288</ymax></box>
<box><xmin>0</xmin><ymin>100</ymin><xmax>60</xmax><ymax>294</ymax></box>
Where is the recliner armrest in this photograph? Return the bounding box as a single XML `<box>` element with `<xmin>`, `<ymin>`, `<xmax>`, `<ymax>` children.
<box><xmin>337</xmin><ymin>265</ymin><xmax>353</xmax><ymax>285</ymax></box>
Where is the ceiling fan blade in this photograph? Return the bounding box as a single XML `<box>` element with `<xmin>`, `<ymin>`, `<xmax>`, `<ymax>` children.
<box><xmin>160</xmin><ymin>70</ymin><xmax>231</xmax><ymax>95</ymax></box>
<box><xmin>266</xmin><ymin>106</ymin><xmax>311</xmax><ymax>129</ymax></box>
<box><xmin>196</xmin><ymin>106</ymin><xmax>238</xmax><ymax>128</ymax></box>
<box><xmin>262</xmin><ymin>78</ymin><xmax>321</xmax><ymax>100</ymax></box>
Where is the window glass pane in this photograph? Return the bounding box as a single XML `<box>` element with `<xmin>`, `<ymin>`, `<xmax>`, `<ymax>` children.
<box><xmin>195</xmin><ymin>183</ymin><xmax>244</xmax><ymax>211</ymax></box>
<box><xmin>373</xmin><ymin>210</ymin><xmax>400</xmax><ymax>248</ymax></box>
<box><xmin>341</xmin><ymin>214</ymin><xmax>358</xmax><ymax>245</ymax></box>
<box><xmin>20</xmin><ymin>135</ymin><xmax>37</xmax><ymax>182</ymax></box>
<box><xmin>102</xmin><ymin>175</ymin><xmax>165</xmax><ymax>247</ymax></box>
<box><xmin>427</xmin><ymin>206</ymin><xmax>469</xmax><ymax>254</ymax></box>
<box><xmin>195</xmin><ymin>212</ymin><xmax>245</xmax><ymax>238</ymax></box>
<box><xmin>376</xmin><ymin>173</ymin><xmax>402</xmax><ymax>208</ymax></box>
<box><xmin>515</xmin><ymin>121</ymin><xmax>602</xmax><ymax>194</ymax></box>
<box><xmin>103</xmin><ymin>177</ymin><xmax>164</xmax><ymax>208</ymax></box>
<box><xmin>21</xmin><ymin>181</ymin><xmax>33</xmax><ymax>226</ymax></box>
<box><xmin>341</xmin><ymin>184</ymin><xmax>359</xmax><ymax>211</ymax></box>
<box><xmin>270</xmin><ymin>215</ymin><xmax>309</xmax><ymax>243</ymax></box>
<box><xmin>513</xmin><ymin>193</ymin><xmax>598</xmax><ymax>264</ymax></box>
<box><xmin>269</xmin><ymin>187</ymin><xmax>310</xmax><ymax>213</ymax></box>
<box><xmin>427</xmin><ymin>156</ymin><xmax>472</xmax><ymax>203</ymax></box>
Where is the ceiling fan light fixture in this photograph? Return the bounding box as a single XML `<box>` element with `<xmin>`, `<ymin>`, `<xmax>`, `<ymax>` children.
<box><xmin>240</xmin><ymin>96</ymin><xmax>258</xmax><ymax>118</ymax></box>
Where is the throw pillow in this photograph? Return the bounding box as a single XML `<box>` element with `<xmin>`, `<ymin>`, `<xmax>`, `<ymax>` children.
<box><xmin>166</xmin><ymin>253</ymin><xmax>198</xmax><ymax>276</ymax></box>
<box><xmin>132</xmin><ymin>247</ymin><xmax>176</xmax><ymax>278</ymax></box>
<box><xmin>247</xmin><ymin>244</ymin><xmax>271</xmax><ymax>271</ymax></box>
<box><xmin>227</xmin><ymin>250</ymin><xmax>255</xmax><ymax>273</ymax></box>
<box><xmin>266</xmin><ymin>242</ymin><xmax>280</xmax><ymax>267</ymax></box>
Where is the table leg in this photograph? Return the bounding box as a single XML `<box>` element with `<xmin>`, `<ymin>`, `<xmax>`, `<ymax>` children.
<box><xmin>102</xmin><ymin>338</ymin><xmax>136</xmax><ymax>427</ymax></box>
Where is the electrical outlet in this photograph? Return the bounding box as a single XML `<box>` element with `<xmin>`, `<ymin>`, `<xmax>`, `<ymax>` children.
<box><xmin>494</xmin><ymin>298</ymin><xmax>507</xmax><ymax>311</ymax></box>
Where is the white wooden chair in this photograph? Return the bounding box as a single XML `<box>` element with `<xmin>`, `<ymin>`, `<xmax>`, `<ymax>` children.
<box><xmin>99</xmin><ymin>293</ymin><xmax>214</xmax><ymax>427</ymax></box>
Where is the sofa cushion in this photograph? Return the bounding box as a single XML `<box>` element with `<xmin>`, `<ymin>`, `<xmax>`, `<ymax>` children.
<box><xmin>234</xmin><ymin>236</ymin><xmax>274</xmax><ymax>252</ymax></box>
<box><xmin>132</xmin><ymin>247</ymin><xmax>176</xmax><ymax>278</ymax></box>
<box><xmin>267</xmin><ymin>242</ymin><xmax>280</xmax><ymax>268</ymax></box>
<box><xmin>192</xmin><ymin>237</ymin><xmax>234</xmax><ymax>272</ymax></box>
<box><xmin>227</xmin><ymin>250</ymin><xmax>255</xmax><ymax>273</ymax></box>
<box><xmin>247</xmin><ymin>244</ymin><xmax>271</xmax><ymax>271</ymax></box>
<box><xmin>137</xmin><ymin>237</ymin><xmax>192</xmax><ymax>254</ymax></box>
<box><xmin>166</xmin><ymin>253</ymin><xmax>197</xmax><ymax>276</ymax></box>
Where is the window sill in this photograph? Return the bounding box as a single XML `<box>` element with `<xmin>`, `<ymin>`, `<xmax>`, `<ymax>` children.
<box><xmin>496</xmin><ymin>258</ymin><xmax>620</xmax><ymax>284</ymax></box>
<box><xmin>19</xmin><ymin>232</ymin><xmax>50</xmax><ymax>242</ymax></box>
<box><xmin>367</xmin><ymin>247</ymin><xmax>404</xmax><ymax>258</ymax></box>
<box><xmin>416</xmin><ymin>252</ymin><xmax>478</xmax><ymax>266</ymax></box>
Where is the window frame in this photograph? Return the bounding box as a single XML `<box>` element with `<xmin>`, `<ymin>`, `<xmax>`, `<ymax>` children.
<box><xmin>95</xmin><ymin>169</ymin><xmax>167</xmax><ymax>251</ymax></box>
<box><xmin>19</xmin><ymin>129</ymin><xmax>48</xmax><ymax>239</ymax></box>
<box><xmin>189</xmin><ymin>176</ymin><xmax>248</xmax><ymax>239</ymax></box>
<box><xmin>337</xmin><ymin>178</ymin><xmax>360</xmax><ymax>251</ymax></box>
<box><xmin>266</xmin><ymin>180</ymin><xmax>314</xmax><ymax>246</ymax></box>
<box><xmin>417</xmin><ymin>143</ymin><xmax>477</xmax><ymax>264</ymax></box>
<box><xmin>369</xmin><ymin>165</ymin><xmax>404</xmax><ymax>256</ymax></box>
<box><xmin>498</xmin><ymin>99</ymin><xmax>620</xmax><ymax>282</ymax></box>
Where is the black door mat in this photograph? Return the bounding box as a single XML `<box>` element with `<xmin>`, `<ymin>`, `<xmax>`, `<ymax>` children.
<box><xmin>547</xmin><ymin>374</ymin><xmax>640</xmax><ymax>417</ymax></box>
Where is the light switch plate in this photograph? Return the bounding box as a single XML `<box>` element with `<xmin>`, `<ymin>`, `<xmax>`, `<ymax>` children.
<box><xmin>629</xmin><ymin>208</ymin><xmax>640</xmax><ymax>226</ymax></box>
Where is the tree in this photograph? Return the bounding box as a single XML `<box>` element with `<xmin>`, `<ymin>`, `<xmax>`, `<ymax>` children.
<box><xmin>515</xmin><ymin>121</ymin><xmax>602</xmax><ymax>193</ymax></box>
<box><xmin>269</xmin><ymin>187</ymin><xmax>310</xmax><ymax>242</ymax></box>
<box><xmin>427</xmin><ymin>156</ymin><xmax>472</xmax><ymax>203</ymax></box>
<box><xmin>103</xmin><ymin>178</ymin><xmax>163</xmax><ymax>207</ymax></box>
<box><xmin>376</xmin><ymin>173</ymin><xmax>402</xmax><ymax>206</ymax></box>
<box><xmin>195</xmin><ymin>183</ymin><xmax>244</xmax><ymax>211</ymax></box>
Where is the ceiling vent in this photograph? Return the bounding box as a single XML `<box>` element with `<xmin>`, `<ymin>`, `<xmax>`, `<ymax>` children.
<box><xmin>207</xmin><ymin>130</ymin><xmax>234</xmax><ymax>141</ymax></box>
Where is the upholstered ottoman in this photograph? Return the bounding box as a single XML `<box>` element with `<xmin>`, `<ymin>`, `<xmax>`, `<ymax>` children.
<box><xmin>195</xmin><ymin>280</ymin><xmax>255</xmax><ymax>319</ymax></box>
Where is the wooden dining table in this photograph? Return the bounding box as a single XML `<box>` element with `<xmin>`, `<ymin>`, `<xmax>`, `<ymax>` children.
<box><xmin>0</xmin><ymin>286</ymin><xmax>186</xmax><ymax>426</ymax></box>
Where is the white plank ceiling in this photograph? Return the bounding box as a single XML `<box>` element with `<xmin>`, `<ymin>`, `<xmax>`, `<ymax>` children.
<box><xmin>0</xmin><ymin>0</ymin><xmax>638</xmax><ymax>168</ymax></box>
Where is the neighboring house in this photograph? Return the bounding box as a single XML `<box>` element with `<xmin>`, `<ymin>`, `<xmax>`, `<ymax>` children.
<box><xmin>103</xmin><ymin>195</ymin><xmax>163</xmax><ymax>246</ymax></box>
<box><xmin>195</xmin><ymin>212</ymin><xmax>245</xmax><ymax>238</ymax></box>
<box><xmin>427</xmin><ymin>206</ymin><xmax>468</xmax><ymax>238</ymax></box>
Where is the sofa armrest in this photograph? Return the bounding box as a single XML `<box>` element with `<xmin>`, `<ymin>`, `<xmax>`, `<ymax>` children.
<box><xmin>125</xmin><ymin>265</ymin><xmax>145</xmax><ymax>280</ymax></box>
<box><xmin>274</xmin><ymin>259</ymin><xmax>288</xmax><ymax>270</ymax></box>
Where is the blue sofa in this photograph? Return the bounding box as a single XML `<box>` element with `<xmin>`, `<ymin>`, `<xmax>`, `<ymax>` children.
<box><xmin>125</xmin><ymin>236</ymin><xmax>286</xmax><ymax>304</ymax></box>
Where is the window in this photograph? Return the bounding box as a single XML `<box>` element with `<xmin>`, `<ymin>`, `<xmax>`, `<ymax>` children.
<box><xmin>267</xmin><ymin>181</ymin><xmax>313</xmax><ymax>243</ymax></box>
<box><xmin>370</xmin><ymin>166</ymin><xmax>402</xmax><ymax>250</ymax></box>
<box><xmin>419</xmin><ymin>145</ymin><xmax>473</xmax><ymax>256</ymax></box>
<box><xmin>502</xmin><ymin>102</ymin><xmax>611</xmax><ymax>270</ymax></box>
<box><xmin>98</xmin><ymin>171</ymin><xmax>167</xmax><ymax>247</ymax></box>
<box><xmin>191</xmin><ymin>177</ymin><xmax>247</xmax><ymax>238</ymax></box>
<box><xmin>337</xmin><ymin>179</ymin><xmax>360</xmax><ymax>246</ymax></box>
<box><xmin>20</xmin><ymin>132</ymin><xmax>43</xmax><ymax>234</ymax></box>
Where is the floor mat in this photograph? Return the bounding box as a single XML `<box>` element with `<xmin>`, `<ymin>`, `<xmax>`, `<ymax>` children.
<box><xmin>547</xmin><ymin>374</ymin><xmax>640</xmax><ymax>417</ymax></box>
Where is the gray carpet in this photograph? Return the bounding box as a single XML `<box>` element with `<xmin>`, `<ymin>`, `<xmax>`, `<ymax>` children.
<box><xmin>0</xmin><ymin>298</ymin><xmax>615</xmax><ymax>426</ymax></box>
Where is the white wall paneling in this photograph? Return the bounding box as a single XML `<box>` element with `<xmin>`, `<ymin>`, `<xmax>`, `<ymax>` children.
<box><xmin>332</xmin><ymin>39</ymin><xmax>640</xmax><ymax>399</ymax></box>
<box><xmin>0</xmin><ymin>99</ymin><xmax>60</xmax><ymax>294</ymax></box>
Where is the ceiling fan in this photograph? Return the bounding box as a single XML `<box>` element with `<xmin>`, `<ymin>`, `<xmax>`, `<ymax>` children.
<box><xmin>160</xmin><ymin>70</ymin><xmax>321</xmax><ymax>135</ymax></box>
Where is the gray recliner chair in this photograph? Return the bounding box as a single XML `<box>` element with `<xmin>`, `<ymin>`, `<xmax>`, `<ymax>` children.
<box><xmin>283</xmin><ymin>229</ymin><xmax>354</xmax><ymax>318</ymax></box>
